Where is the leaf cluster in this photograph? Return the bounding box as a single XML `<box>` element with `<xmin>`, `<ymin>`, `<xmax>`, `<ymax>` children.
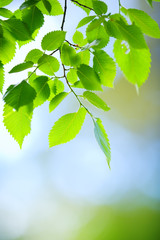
<box><xmin>0</xmin><ymin>0</ymin><xmax>160</xmax><ymax>167</ymax></box>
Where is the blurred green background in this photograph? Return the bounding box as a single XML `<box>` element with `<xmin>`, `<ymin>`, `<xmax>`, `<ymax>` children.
<box><xmin>0</xmin><ymin>0</ymin><xmax>160</xmax><ymax>240</ymax></box>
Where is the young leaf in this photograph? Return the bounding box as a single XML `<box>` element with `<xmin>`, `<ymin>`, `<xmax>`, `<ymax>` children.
<box><xmin>83</xmin><ymin>91</ymin><xmax>110</xmax><ymax>111</ymax></box>
<box><xmin>49</xmin><ymin>107</ymin><xmax>86</xmax><ymax>147</ymax></box>
<box><xmin>25</xmin><ymin>49</ymin><xmax>43</xmax><ymax>63</ymax></box>
<box><xmin>92</xmin><ymin>0</ymin><xmax>108</xmax><ymax>15</ymax></box>
<box><xmin>77</xmin><ymin>64</ymin><xmax>102</xmax><ymax>90</ymax></box>
<box><xmin>49</xmin><ymin>92</ymin><xmax>68</xmax><ymax>112</ymax></box>
<box><xmin>3</xmin><ymin>103</ymin><xmax>33</xmax><ymax>148</ymax></box>
<box><xmin>9</xmin><ymin>61</ymin><xmax>34</xmax><ymax>73</ymax></box>
<box><xmin>41</xmin><ymin>30</ymin><xmax>66</xmax><ymax>51</ymax></box>
<box><xmin>77</xmin><ymin>15</ymin><xmax>96</xmax><ymax>29</ymax></box>
<box><xmin>114</xmin><ymin>40</ymin><xmax>151</xmax><ymax>87</ymax></box>
<box><xmin>38</xmin><ymin>54</ymin><xmax>60</xmax><ymax>75</ymax></box>
<box><xmin>103</xmin><ymin>20</ymin><xmax>124</xmax><ymax>39</ymax></box>
<box><xmin>67</xmin><ymin>69</ymin><xmax>78</xmax><ymax>84</ymax></box>
<box><xmin>0</xmin><ymin>8</ymin><xmax>13</xmax><ymax>18</ymax></box>
<box><xmin>122</xmin><ymin>8</ymin><xmax>160</xmax><ymax>38</ymax></box>
<box><xmin>78</xmin><ymin>50</ymin><xmax>90</xmax><ymax>65</ymax></box>
<box><xmin>3</xmin><ymin>18</ymin><xmax>32</xmax><ymax>41</ymax></box>
<box><xmin>94</xmin><ymin>118</ymin><xmax>111</xmax><ymax>168</ymax></box>
<box><xmin>3</xmin><ymin>80</ymin><xmax>37</xmax><ymax>110</ymax></box>
<box><xmin>0</xmin><ymin>62</ymin><xmax>4</xmax><ymax>93</ymax></box>
<box><xmin>32</xmin><ymin>76</ymin><xmax>50</xmax><ymax>107</ymax></box>
<box><xmin>93</xmin><ymin>50</ymin><xmax>116</xmax><ymax>88</ymax></box>
<box><xmin>22</xmin><ymin>6</ymin><xmax>44</xmax><ymax>35</ymax></box>
<box><xmin>87</xmin><ymin>18</ymin><xmax>103</xmax><ymax>32</ymax></box>
<box><xmin>72</xmin><ymin>31</ymin><xmax>86</xmax><ymax>46</ymax></box>
<box><xmin>72</xmin><ymin>81</ymin><xmax>84</xmax><ymax>89</ymax></box>
<box><xmin>86</xmin><ymin>24</ymin><xmax>109</xmax><ymax>49</ymax></box>
<box><xmin>37</xmin><ymin>0</ymin><xmax>63</xmax><ymax>16</ymax></box>
<box><xmin>48</xmin><ymin>78</ymin><xmax>64</xmax><ymax>100</ymax></box>
<box><xmin>61</xmin><ymin>43</ymin><xmax>81</xmax><ymax>67</ymax></box>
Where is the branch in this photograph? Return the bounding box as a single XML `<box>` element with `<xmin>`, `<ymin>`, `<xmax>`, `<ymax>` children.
<box><xmin>71</xmin><ymin>0</ymin><xmax>93</xmax><ymax>11</ymax></box>
<box><xmin>62</xmin><ymin>64</ymin><xmax>94</xmax><ymax>119</ymax></box>
<box><xmin>61</xmin><ymin>0</ymin><xmax>67</xmax><ymax>30</ymax></box>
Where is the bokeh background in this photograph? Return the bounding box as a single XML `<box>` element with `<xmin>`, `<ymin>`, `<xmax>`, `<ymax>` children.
<box><xmin>0</xmin><ymin>0</ymin><xmax>160</xmax><ymax>239</ymax></box>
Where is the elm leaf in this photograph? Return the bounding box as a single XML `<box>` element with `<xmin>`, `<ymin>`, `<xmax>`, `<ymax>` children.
<box><xmin>49</xmin><ymin>107</ymin><xmax>86</xmax><ymax>147</ymax></box>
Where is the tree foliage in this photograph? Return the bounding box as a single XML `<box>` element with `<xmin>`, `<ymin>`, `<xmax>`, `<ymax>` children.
<box><xmin>0</xmin><ymin>0</ymin><xmax>160</xmax><ymax>167</ymax></box>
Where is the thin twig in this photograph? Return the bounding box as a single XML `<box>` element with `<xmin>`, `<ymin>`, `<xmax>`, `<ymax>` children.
<box><xmin>65</xmin><ymin>40</ymin><xmax>81</xmax><ymax>48</ymax></box>
<box><xmin>50</xmin><ymin>49</ymin><xmax>59</xmax><ymax>56</ymax></box>
<box><xmin>61</xmin><ymin>0</ymin><xmax>67</xmax><ymax>30</ymax></box>
<box><xmin>62</xmin><ymin>64</ymin><xmax>94</xmax><ymax>118</ymax></box>
<box><xmin>71</xmin><ymin>0</ymin><xmax>93</xmax><ymax>11</ymax></box>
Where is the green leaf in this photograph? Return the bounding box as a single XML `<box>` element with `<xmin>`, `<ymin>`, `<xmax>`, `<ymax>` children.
<box><xmin>42</xmin><ymin>0</ymin><xmax>52</xmax><ymax>13</ymax></box>
<box><xmin>0</xmin><ymin>0</ymin><xmax>13</xmax><ymax>8</ymax></box>
<box><xmin>78</xmin><ymin>50</ymin><xmax>90</xmax><ymax>65</ymax></box>
<box><xmin>113</xmin><ymin>18</ymin><xmax>148</xmax><ymax>49</ymax></box>
<box><xmin>31</xmin><ymin>76</ymin><xmax>50</xmax><ymax>107</ymax></box>
<box><xmin>3</xmin><ymin>80</ymin><xmax>37</xmax><ymax>110</ymax></box>
<box><xmin>94</xmin><ymin>118</ymin><xmax>111</xmax><ymax>168</ymax></box>
<box><xmin>103</xmin><ymin>20</ymin><xmax>124</xmax><ymax>39</ymax></box>
<box><xmin>3</xmin><ymin>103</ymin><xmax>33</xmax><ymax>148</ymax></box>
<box><xmin>28</xmin><ymin>72</ymin><xmax>38</xmax><ymax>85</ymax></box>
<box><xmin>37</xmin><ymin>0</ymin><xmax>63</xmax><ymax>16</ymax></box>
<box><xmin>49</xmin><ymin>107</ymin><xmax>86</xmax><ymax>147</ymax></box>
<box><xmin>49</xmin><ymin>92</ymin><xmax>68</xmax><ymax>112</ymax></box>
<box><xmin>114</xmin><ymin>40</ymin><xmax>151</xmax><ymax>87</ymax></box>
<box><xmin>0</xmin><ymin>25</ymin><xmax>3</xmax><ymax>38</ymax></box>
<box><xmin>61</xmin><ymin>43</ymin><xmax>81</xmax><ymax>67</ymax></box>
<box><xmin>19</xmin><ymin>0</ymin><xmax>40</xmax><ymax>10</ymax></box>
<box><xmin>22</xmin><ymin>6</ymin><xmax>44</xmax><ymax>35</ymax></box>
<box><xmin>67</xmin><ymin>68</ymin><xmax>78</xmax><ymax>84</ymax></box>
<box><xmin>72</xmin><ymin>81</ymin><xmax>84</xmax><ymax>89</ymax></box>
<box><xmin>3</xmin><ymin>18</ymin><xmax>32</xmax><ymax>41</ymax></box>
<box><xmin>0</xmin><ymin>62</ymin><xmax>4</xmax><ymax>93</ymax></box>
<box><xmin>93</xmin><ymin>50</ymin><xmax>116</xmax><ymax>87</ymax></box>
<box><xmin>0</xmin><ymin>33</ymin><xmax>16</xmax><ymax>64</ymax></box>
<box><xmin>77</xmin><ymin>15</ymin><xmax>96</xmax><ymax>29</ymax></box>
<box><xmin>86</xmin><ymin>24</ymin><xmax>109</xmax><ymax>49</ymax></box>
<box><xmin>25</xmin><ymin>49</ymin><xmax>43</xmax><ymax>63</ymax></box>
<box><xmin>9</xmin><ymin>61</ymin><xmax>34</xmax><ymax>73</ymax></box>
<box><xmin>48</xmin><ymin>78</ymin><xmax>64</xmax><ymax>100</ymax></box>
<box><xmin>77</xmin><ymin>64</ymin><xmax>102</xmax><ymax>90</ymax></box>
<box><xmin>122</xmin><ymin>8</ymin><xmax>160</xmax><ymax>38</ymax></box>
<box><xmin>17</xmin><ymin>28</ymin><xmax>39</xmax><ymax>48</ymax></box>
<box><xmin>83</xmin><ymin>91</ymin><xmax>110</xmax><ymax>111</ymax></box>
<box><xmin>87</xmin><ymin>18</ymin><xmax>103</xmax><ymax>32</ymax></box>
<box><xmin>92</xmin><ymin>0</ymin><xmax>107</xmax><ymax>15</ymax></box>
<box><xmin>72</xmin><ymin>31</ymin><xmax>86</xmax><ymax>46</ymax></box>
<box><xmin>41</xmin><ymin>30</ymin><xmax>66</xmax><ymax>51</ymax></box>
<box><xmin>0</xmin><ymin>8</ymin><xmax>13</xmax><ymax>18</ymax></box>
<box><xmin>146</xmin><ymin>0</ymin><xmax>152</xmax><ymax>7</ymax></box>
<box><xmin>38</xmin><ymin>54</ymin><xmax>60</xmax><ymax>75</ymax></box>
